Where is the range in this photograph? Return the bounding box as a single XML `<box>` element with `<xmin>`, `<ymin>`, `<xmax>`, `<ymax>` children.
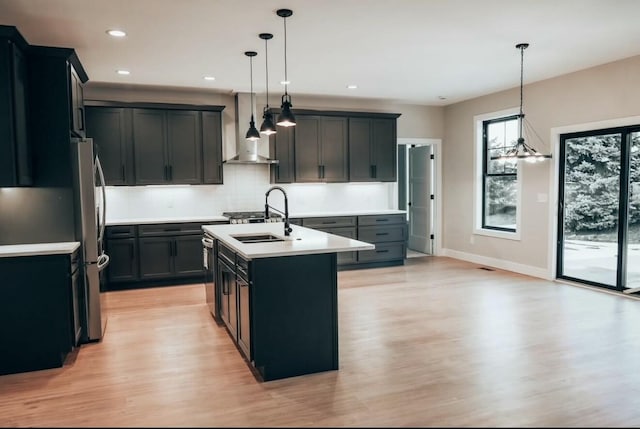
<box><xmin>223</xmin><ymin>211</ymin><xmax>283</xmax><ymax>224</ymax></box>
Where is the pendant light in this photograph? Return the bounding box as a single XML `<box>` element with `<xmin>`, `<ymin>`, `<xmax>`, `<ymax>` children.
<box><xmin>276</xmin><ymin>8</ymin><xmax>296</xmax><ymax>127</ymax></box>
<box><xmin>244</xmin><ymin>51</ymin><xmax>260</xmax><ymax>141</ymax></box>
<box><xmin>491</xmin><ymin>43</ymin><xmax>552</xmax><ymax>163</ymax></box>
<box><xmin>259</xmin><ymin>33</ymin><xmax>276</xmax><ymax>136</ymax></box>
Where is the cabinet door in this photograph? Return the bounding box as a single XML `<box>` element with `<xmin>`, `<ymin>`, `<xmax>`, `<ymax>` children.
<box><xmin>138</xmin><ymin>236</ymin><xmax>174</xmax><ymax>279</ymax></box>
<box><xmin>202</xmin><ymin>111</ymin><xmax>223</xmax><ymax>184</ymax></box>
<box><xmin>348</xmin><ymin>118</ymin><xmax>374</xmax><ymax>182</ymax></box>
<box><xmin>237</xmin><ymin>275</ymin><xmax>251</xmax><ymax>359</ymax></box>
<box><xmin>320</xmin><ymin>117</ymin><xmax>348</xmax><ymax>182</ymax></box>
<box><xmin>86</xmin><ymin>107</ymin><xmax>134</xmax><ymax>185</ymax></box>
<box><xmin>106</xmin><ymin>237</ymin><xmax>139</xmax><ymax>283</ymax></box>
<box><xmin>372</xmin><ymin>118</ymin><xmax>396</xmax><ymax>181</ymax></box>
<box><xmin>0</xmin><ymin>39</ymin><xmax>32</xmax><ymax>187</ymax></box>
<box><xmin>218</xmin><ymin>259</ymin><xmax>237</xmax><ymax>340</ymax></box>
<box><xmin>133</xmin><ymin>109</ymin><xmax>168</xmax><ymax>185</ymax></box>
<box><xmin>69</xmin><ymin>64</ymin><xmax>85</xmax><ymax>137</ymax></box>
<box><xmin>294</xmin><ymin>116</ymin><xmax>322</xmax><ymax>182</ymax></box>
<box><xmin>173</xmin><ymin>235</ymin><xmax>205</xmax><ymax>277</ymax></box>
<box><xmin>270</xmin><ymin>124</ymin><xmax>295</xmax><ymax>183</ymax></box>
<box><xmin>166</xmin><ymin>110</ymin><xmax>202</xmax><ymax>184</ymax></box>
<box><xmin>70</xmin><ymin>265</ymin><xmax>82</xmax><ymax>347</ymax></box>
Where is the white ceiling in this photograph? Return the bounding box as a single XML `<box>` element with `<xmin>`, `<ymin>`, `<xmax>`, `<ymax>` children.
<box><xmin>1</xmin><ymin>0</ymin><xmax>640</xmax><ymax>105</ymax></box>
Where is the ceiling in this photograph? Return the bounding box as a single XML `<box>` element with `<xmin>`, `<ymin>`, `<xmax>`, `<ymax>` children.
<box><xmin>1</xmin><ymin>0</ymin><xmax>640</xmax><ymax>105</ymax></box>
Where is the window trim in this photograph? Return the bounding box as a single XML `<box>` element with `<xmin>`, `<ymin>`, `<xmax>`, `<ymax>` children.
<box><xmin>473</xmin><ymin>108</ymin><xmax>521</xmax><ymax>241</ymax></box>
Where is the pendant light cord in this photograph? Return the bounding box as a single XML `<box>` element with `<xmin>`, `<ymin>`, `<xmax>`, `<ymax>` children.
<box><xmin>519</xmin><ymin>44</ymin><xmax>524</xmax><ymax>141</ymax></box>
<box><xmin>250</xmin><ymin>55</ymin><xmax>255</xmax><ymax>120</ymax></box>
<box><xmin>283</xmin><ymin>15</ymin><xmax>288</xmax><ymax>96</ymax></box>
<box><xmin>264</xmin><ymin>38</ymin><xmax>269</xmax><ymax>109</ymax></box>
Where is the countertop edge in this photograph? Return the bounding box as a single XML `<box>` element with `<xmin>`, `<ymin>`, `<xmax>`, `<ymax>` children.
<box><xmin>0</xmin><ymin>241</ymin><xmax>81</xmax><ymax>258</ymax></box>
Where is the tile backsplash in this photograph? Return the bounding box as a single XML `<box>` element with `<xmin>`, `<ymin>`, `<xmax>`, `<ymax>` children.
<box><xmin>105</xmin><ymin>164</ymin><xmax>397</xmax><ymax>221</ymax></box>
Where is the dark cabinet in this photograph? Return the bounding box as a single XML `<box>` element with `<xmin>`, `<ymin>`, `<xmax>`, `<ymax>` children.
<box><xmin>86</xmin><ymin>107</ymin><xmax>134</xmax><ymax>185</ymax></box>
<box><xmin>137</xmin><ymin>222</ymin><xmax>205</xmax><ymax>280</ymax></box>
<box><xmin>349</xmin><ymin>117</ymin><xmax>398</xmax><ymax>182</ymax></box>
<box><xmin>132</xmin><ymin>108</ymin><xmax>202</xmax><ymax>185</ymax></box>
<box><xmin>0</xmin><ymin>31</ymin><xmax>31</xmax><ymax>187</ymax></box>
<box><xmin>105</xmin><ymin>225</ymin><xmax>139</xmax><ymax>283</ymax></box>
<box><xmin>295</xmin><ymin>115</ymin><xmax>348</xmax><ymax>182</ymax></box>
<box><xmin>356</xmin><ymin>214</ymin><xmax>407</xmax><ymax>265</ymax></box>
<box><xmin>0</xmin><ymin>249</ymin><xmax>80</xmax><ymax>375</ymax></box>
<box><xmin>202</xmin><ymin>110</ymin><xmax>223</xmax><ymax>184</ymax></box>
<box><xmin>269</xmin><ymin>124</ymin><xmax>295</xmax><ymax>183</ymax></box>
<box><xmin>217</xmin><ymin>246</ymin><xmax>238</xmax><ymax>340</ymax></box>
<box><xmin>302</xmin><ymin>216</ymin><xmax>358</xmax><ymax>266</ymax></box>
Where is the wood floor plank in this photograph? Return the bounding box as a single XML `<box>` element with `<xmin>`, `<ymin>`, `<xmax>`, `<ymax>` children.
<box><xmin>1</xmin><ymin>256</ymin><xmax>640</xmax><ymax>427</ymax></box>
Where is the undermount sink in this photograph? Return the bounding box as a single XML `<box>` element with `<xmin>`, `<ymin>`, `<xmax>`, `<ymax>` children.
<box><xmin>231</xmin><ymin>233</ymin><xmax>285</xmax><ymax>244</ymax></box>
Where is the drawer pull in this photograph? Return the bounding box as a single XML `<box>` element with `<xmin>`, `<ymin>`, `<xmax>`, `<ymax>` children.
<box><xmin>376</xmin><ymin>232</ymin><xmax>389</xmax><ymax>236</ymax></box>
<box><xmin>376</xmin><ymin>249</ymin><xmax>389</xmax><ymax>253</ymax></box>
<box><xmin>375</xmin><ymin>218</ymin><xmax>389</xmax><ymax>222</ymax></box>
<box><xmin>322</xmin><ymin>221</ymin><xmax>337</xmax><ymax>224</ymax></box>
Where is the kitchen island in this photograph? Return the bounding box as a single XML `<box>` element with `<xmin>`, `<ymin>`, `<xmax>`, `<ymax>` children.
<box><xmin>202</xmin><ymin>222</ymin><xmax>374</xmax><ymax>381</ymax></box>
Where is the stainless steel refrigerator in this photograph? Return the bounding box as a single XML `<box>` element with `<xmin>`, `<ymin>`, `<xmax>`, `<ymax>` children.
<box><xmin>71</xmin><ymin>137</ymin><xmax>110</xmax><ymax>342</ymax></box>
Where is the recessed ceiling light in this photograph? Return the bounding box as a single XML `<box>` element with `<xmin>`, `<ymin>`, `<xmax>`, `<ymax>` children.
<box><xmin>116</xmin><ymin>70</ymin><xmax>130</xmax><ymax>75</ymax></box>
<box><xmin>346</xmin><ymin>84</ymin><xmax>358</xmax><ymax>89</ymax></box>
<box><xmin>106</xmin><ymin>29</ymin><xmax>126</xmax><ymax>37</ymax></box>
<box><xmin>280</xmin><ymin>80</ymin><xmax>290</xmax><ymax>85</ymax></box>
<box><xmin>203</xmin><ymin>76</ymin><xmax>216</xmax><ymax>81</ymax></box>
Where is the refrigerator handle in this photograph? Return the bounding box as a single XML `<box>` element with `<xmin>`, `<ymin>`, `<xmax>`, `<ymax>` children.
<box><xmin>95</xmin><ymin>155</ymin><xmax>110</xmax><ymax>271</ymax></box>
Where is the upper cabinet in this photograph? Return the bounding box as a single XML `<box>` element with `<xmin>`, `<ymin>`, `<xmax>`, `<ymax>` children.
<box><xmin>349</xmin><ymin>116</ymin><xmax>399</xmax><ymax>182</ymax></box>
<box><xmin>85</xmin><ymin>102</ymin><xmax>225</xmax><ymax>186</ymax></box>
<box><xmin>270</xmin><ymin>110</ymin><xmax>400</xmax><ymax>184</ymax></box>
<box><xmin>0</xmin><ymin>27</ymin><xmax>31</xmax><ymax>187</ymax></box>
<box><xmin>269</xmin><ymin>124</ymin><xmax>295</xmax><ymax>184</ymax></box>
<box><xmin>85</xmin><ymin>107</ymin><xmax>134</xmax><ymax>185</ymax></box>
<box><xmin>294</xmin><ymin>115</ymin><xmax>348</xmax><ymax>182</ymax></box>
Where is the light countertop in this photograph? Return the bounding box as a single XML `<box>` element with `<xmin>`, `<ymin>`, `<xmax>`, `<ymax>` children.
<box><xmin>202</xmin><ymin>223</ymin><xmax>374</xmax><ymax>260</ymax></box>
<box><xmin>290</xmin><ymin>209</ymin><xmax>406</xmax><ymax>218</ymax></box>
<box><xmin>107</xmin><ymin>215</ymin><xmax>229</xmax><ymax>226</ymax></box>
<box><xmin>0</xmin><ymin>242</ymin><xmax>81</xmax><ymax>258</ymax></box>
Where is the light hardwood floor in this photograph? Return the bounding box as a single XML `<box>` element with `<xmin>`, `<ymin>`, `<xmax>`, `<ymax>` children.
<box><xmin>1</xmin><ymin>256</ymin><xmax>640</xmax><ymax>427</ymax></box>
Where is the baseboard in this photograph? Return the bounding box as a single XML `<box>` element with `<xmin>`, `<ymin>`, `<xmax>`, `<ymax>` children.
<box><xmin>442</xmin><ymin>248</ymin><xmax>551</xmax><ymax>280</ymax></box>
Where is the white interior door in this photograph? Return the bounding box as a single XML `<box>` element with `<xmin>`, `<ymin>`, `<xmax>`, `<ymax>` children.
<box><xmin>408</xmin><ymin>145</ymin><xmax>433</xmax><ymax>254</ymax></box>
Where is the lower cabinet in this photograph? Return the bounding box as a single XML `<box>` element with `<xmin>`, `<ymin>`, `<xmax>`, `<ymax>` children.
<box><xmin>105</xmin><ymin>221</ymin><xmax>214</xmax><ymax>289</ymax></box>
<box><xmin>301</xmin><ymin>213</ymin><xmax>407</xmax><ymax>269</ymax></box>
<box><xmin>0</xmin><ymin>248</ymin><xmax>80</xmax><ymax>375</ymax></box>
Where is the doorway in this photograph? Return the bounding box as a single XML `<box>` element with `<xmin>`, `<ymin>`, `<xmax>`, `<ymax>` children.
<box><xmin>557</xmin><ymin>125</ymin><xmax>640</xmax><ymax>293</ymax></box>
<box><xmin>398</xmin><ymin>140</ymin><xmax>438</xmax><ymax>256</ymax></box>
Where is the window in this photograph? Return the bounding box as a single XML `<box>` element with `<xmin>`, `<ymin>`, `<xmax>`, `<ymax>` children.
<box><xmin>482</xmin><ymin>115</ymin><xmax>519</xmax><ymax>232</ymax></box>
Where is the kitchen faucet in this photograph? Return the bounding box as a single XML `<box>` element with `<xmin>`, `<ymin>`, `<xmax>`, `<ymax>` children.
<box><xmin>265</xmin><ymin>186</ymin><xmax>293</xmax><ymax>236</ymax></box>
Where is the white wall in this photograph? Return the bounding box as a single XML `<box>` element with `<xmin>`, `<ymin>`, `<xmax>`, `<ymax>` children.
<box><xmin>442</xmin><ymin>54</ymin><xmax>640</xmax><ymax>278</ymax></box>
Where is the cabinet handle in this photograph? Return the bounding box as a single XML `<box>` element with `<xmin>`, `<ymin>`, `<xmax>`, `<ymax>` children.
<box><xmin>318</xmin><ymin>165</ymin><xmax>322</xmax><ymax>178</ymax></box>
<box><xmin>373</xmin><ymin>165</ymin><xmax>377</xmax><ymax>178</ymax></box>
<box><xmin>322</xmin><ymin>221</ymin><xmax>337</xmax><ymax>224</ymax></box>
<box><xmin>376</xmin><ymin>249</ymin><xmax>389</xmax><ymax>253</ymax></box>
<box><xmin>173</xmin><ymin>241</ymin><xmax>178</xmax><ymax>256</ymax></box>
<box><xmin>375</xmin><ymin>218</ymin><xmax>389</xmax><ymax>222</ymax></box>
<box><xmin>322</xmin><ymin>165</ymin><xmax>325</xmax><ymax>178</ymax></box>
<box><xmin>121</xmin><ymin>165</ymin><xmax>125</xmax><ymax>181</ymax></box>
<box><xmin>376</xmin><ymin>232</ymin><xmax>389</xmax><ymax>236</ymax></box>
<box><xmin>169</xmin><ymin>165</ymin><xmax>173</xmax><ymax>181</ymax></box>
<box><xmin>79</xmin><ymin>107</ymin><xmax>85</xmax><ymax>131</ymax></box>
<box><xmin>164</xmin><ymin>165</ymin><xmax>168</xmax><ymax>180</ymax></box>
<box><xmin>370</xmin><ymin>165</ymin><xmax>375</xmax><ymax>178</ymax></box>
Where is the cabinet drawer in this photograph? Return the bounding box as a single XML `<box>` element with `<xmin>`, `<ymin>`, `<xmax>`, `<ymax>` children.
<box><xmin>303</xmin><ymin>216</ymin><xmax>357</xmax><ymax>228</ymax></box>
<box><xmin>358</xmin><ymin>224</ymin><xmax>405</xmax><ymax>243</ymax></box>
<box><xmin>138</xmin><ymin>222</ymin><xmax>203</xmax><ymax>236</ymax></box>
<box><xmin>218</xmin><ymin>241</ymin><xmax>236</xmax><ymax>266</ymax></box>
<box><xmin>358</xmin><ymin>214</ymin><xmax>405</xmax><ymax>226</ymax></box>
<box><xmin>358</xmin><ymin>242</ymin><xmax>405</xmax><ymax>263</ymax></box>
<box><xmin>106</xmin><ymin>225</ymin><xmax>136</xmax><ymax>238</ymax></box>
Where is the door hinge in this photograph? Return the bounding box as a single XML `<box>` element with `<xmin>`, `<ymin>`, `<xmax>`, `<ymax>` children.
<box><xmin>430</xmin><ymin>154</ymin><xmax>434</xmax><ymax>160</ymax></box>
<box><xmin>430</xmin><ymin>194</ymin><xmax>434</xmax><ymax>200</ymax></box>
<box><xmin>430</xmin><ymin>234</ymin><xmax>434</xmax><ymax>239</ymax></box>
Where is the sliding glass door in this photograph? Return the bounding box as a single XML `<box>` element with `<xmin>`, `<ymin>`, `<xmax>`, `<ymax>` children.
<box><xmin>558</xmin><ymin>126</ymin><xmax>640</xmax><ymax>292</ymax></box>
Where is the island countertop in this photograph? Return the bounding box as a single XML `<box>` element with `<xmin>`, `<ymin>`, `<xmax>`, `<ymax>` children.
<box><xmin>202</xmin><ymin>223</ymin><xmax>374</xmax><ymax>260</ymax></box>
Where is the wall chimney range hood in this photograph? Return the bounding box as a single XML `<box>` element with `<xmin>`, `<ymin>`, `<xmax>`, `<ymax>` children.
<box><xmin>225</xmin><ymin>93</ymin><xmax>279</xmax><ymax>164</ymax></box>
